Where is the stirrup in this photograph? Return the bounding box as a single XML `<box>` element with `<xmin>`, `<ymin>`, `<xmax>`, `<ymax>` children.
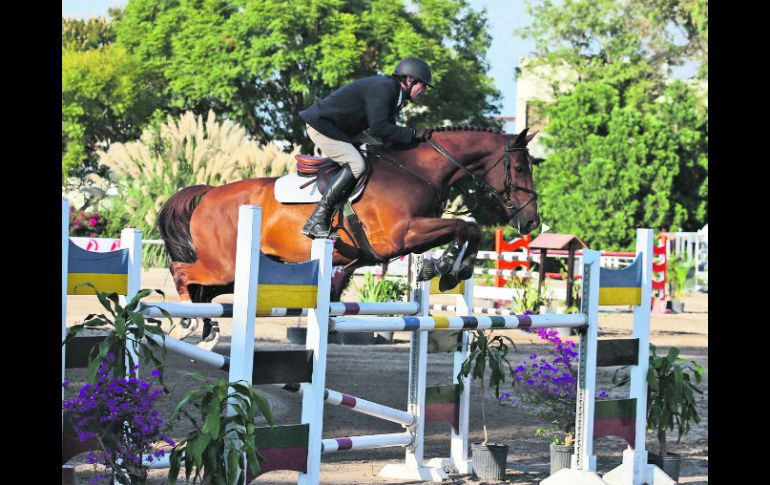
<box><xmin>302</xmin><ymin>221</ymin><xmax>340</xmax><ymax>240</ymax></box>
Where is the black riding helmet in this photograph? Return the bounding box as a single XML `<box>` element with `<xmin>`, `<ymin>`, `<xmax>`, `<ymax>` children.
<box><xmin>393</xmin><ymin>57</ymin><xmax>434</xmax><ymax>88</ymax></box>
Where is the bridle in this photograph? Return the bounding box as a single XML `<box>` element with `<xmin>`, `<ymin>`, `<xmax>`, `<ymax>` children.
<box><xmin>427</xmin><ymin>133</ymin><xmax>538</xmax><ymax>216</ymax></box>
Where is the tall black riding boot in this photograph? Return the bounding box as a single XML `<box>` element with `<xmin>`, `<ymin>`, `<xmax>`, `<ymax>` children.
<box><xmin>302</xmin><ymin>164</ymin><xmax>357</xmax><ymax>239</ymax></box>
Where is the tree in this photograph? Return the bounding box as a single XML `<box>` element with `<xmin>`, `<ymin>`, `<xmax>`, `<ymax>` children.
<box><xmin>515</xmin><ymin>0</ymin><xmax>707</xmax><ymax>249</ymax></box>
<box><xmin>113</xmin><ymin>0</ymin><xmax>502</xmax><ymax>152</ymax></box>
<box><xmin>62</xmin><ymin>16</ymin><xmax>162</xmax><ymax>181</ymax></box>
<box><xmin>534</xmin><ymin>80</ymin><xmax>707</xmax><ymax>249</ymax></box>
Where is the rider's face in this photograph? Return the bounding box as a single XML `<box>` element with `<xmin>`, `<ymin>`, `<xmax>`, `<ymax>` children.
<box><xmin>410</xmin><ymin>81</ymin><xmax>427</xmax><ymax>101</ymax></box>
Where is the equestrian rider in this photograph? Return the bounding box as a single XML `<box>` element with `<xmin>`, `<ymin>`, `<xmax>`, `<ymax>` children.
<box><xmin>299</xmin><ymin>57</ymin><xmax>433</xmax><ymax>239</ymax></box>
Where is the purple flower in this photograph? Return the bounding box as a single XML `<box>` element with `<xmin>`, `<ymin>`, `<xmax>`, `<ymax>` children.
<box><xmin>62</xmin><ymin>355</ymin><xmax>171</xmax><ymax>480</ymax></box>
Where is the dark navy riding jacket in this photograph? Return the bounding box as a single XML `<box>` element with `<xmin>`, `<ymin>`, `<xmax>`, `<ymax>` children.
<box><xmin>299</xmin><ymin>75</ymin><xmax>414</xmax><ymax>145</ymax></box>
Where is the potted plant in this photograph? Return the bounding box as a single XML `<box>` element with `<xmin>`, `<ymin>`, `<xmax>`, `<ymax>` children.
<box><xmin>666</xmin><ymin>254</ymin><xmax>694</xmax><ymax>313</ymax></box>
<box><xmin>168</xmin><ymin>376</ymin><xmax>274</xmax><ymax>484</ymax></box>
<box><xmin>62</xmin><ymin>285</ymin><xmax>174</xmax><ymax>484</ymax></box>
<box><xmin>498</xmin><ymin>327</ymin><xmax>589</xmax><ymax>476</ymax></box>
<box><xmin>62</xmin><ymin>354</ymin><xmax>175</xmax><ymax>484</ymax></box>
<box><xmin>645</xmin><ymin>344</ymin><xmax>704</xmax><ymax>480</ymax></box>
<box><xmin>456</xmin><ymin>330</ymin><xmax>517</xmax><ymax>480</ymax></box>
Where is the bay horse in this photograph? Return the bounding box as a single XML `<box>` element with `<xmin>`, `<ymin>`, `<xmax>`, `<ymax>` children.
<box><xmin>157</xmin><ymin>126</ymin><xmax>539</xmax><ymax>340</ymax></box>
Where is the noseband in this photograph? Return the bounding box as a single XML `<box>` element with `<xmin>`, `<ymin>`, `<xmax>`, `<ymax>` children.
<box><xmin>427</xmin><ymin>134</ymin><xmax>538</xmax><ymax>217</ymax></box>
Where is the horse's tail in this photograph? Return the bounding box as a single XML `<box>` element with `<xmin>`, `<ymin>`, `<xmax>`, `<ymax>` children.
<box><xmin>157</xmin><ymin>185</ymin><xmax>213</xmax><ymax>264</ymax></box>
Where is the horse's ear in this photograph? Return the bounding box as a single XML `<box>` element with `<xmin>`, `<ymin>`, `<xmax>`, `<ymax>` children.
<box><xmin>513</xmin><ymin>127</ymin><xmax>529</xmax><ymax>145</ymax></box>
<box><xmin>525</xmin><ymin>130</ymin><xmax>539</xmax><ymax>144</ymax></box>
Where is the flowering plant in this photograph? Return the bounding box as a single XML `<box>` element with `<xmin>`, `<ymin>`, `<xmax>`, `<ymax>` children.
<box><xmin>70</xmin><ymin>207</ymin><xmax>108</xmax><ymax>237</ymax></box>
<box><xmin>62</xmin><ymin>354</ymin><xmax>175</xmax><ymax>484</ymax></box>
<box><xmin>498</xmin><ymin>328</ymin><xmax>607</xmax><ymax>446</ymax></box>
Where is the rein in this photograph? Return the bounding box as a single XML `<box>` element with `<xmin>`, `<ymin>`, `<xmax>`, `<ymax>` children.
<box><xmin>373</xmin><ymin>150</ymin><xmax>444</xmax><ymax>211</ymax></box>
<box><xmin>427</xmin><ymin>134</ymin><xmax>538</xmax><ymax>216</ymax></box>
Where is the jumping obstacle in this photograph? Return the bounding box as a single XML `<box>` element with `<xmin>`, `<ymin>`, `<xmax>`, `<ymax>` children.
<box><xmin>62</xmin><ymin>198</ymin><xmax>336</xmax><ymax>484</ymax></box>
<box><xmin>62</xmin><ymin>199</ymin><xmax>473</xmax><ymax>482</ymax></box>
<box><xmin>63</xmin><ymin>197</ymin><xmax>672</xmax><ymax>484</ymax></box>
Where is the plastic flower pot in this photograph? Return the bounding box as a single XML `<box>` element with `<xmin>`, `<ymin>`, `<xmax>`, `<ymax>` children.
<box><xmin>648</xmin><ymin>452</ymin><xmax>682</xmax><ymax>481</ymax></box>
<box><xmin>671</xmin><ymin>301</ymin><xmax>685</xmax><ymax>313</ymax></box>
<box><xmin>471</xmin><ymin>442</ymin><xmax>508</xmax><ymax>480</ymax></box>
<box><xmin>549</xmin><ymin>443</ymin><xmax>573</xmax><ymax>475</ymax></box>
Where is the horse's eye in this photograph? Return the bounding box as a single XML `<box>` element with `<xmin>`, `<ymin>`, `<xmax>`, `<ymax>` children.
<box><xmin>515</xmin><ymin>165</ymin><xmax>524</xmax><ymax>173</ymax></box>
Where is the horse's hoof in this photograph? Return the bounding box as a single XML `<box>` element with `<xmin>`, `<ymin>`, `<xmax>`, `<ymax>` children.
<box><xmin>435</xmin><ymin>259</ymin><xmax>453</xmax><ymax>275</ymax></box>
<box><xmin>170</xmin><ymin>317</ymin><xmax>198</xmax><ymax>340</ymax></box>
<box><xmin>195</xmin><ymin>326</ymin><xmax>220</xmax><ymax>353</ymax></box>
<box><xmin>439</xmin><ymin>273</ymin><xmax>460</xmax><ymax>292</ymax></box>
<box><xmin>456</xmin><ymin>265</ymin><xmax>474</xmax><ymax>280</ymax></box>
<box><xmin>416</xmin><ymin>258</ymin><xmax>437</xmax><ymax>281</ymax></box>
<box><xmin>201</xmin><ymin>320</ymin><xmax>219</xmax><ymax>341</ymax></box>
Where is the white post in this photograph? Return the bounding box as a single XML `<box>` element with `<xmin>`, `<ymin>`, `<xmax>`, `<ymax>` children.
<box><xmin>299</xmin><ymin>238</ymin><xmax>334</xmax><ymax>485</ymax></box>
<box><xmin>405</xmin><ymin>276</ymin><xmax>430</xmax><ymax>471</ymax></box>
<box><xmin>62</xmin><ymin>197</ymin><xmax>69</xmax><ymax>430</ymax></box>
<box><xmin>624</xmin><ymin>229</ymin><xmax>654</xmax><ymax>484</ymax></box>
<box><xmin>572</xmin><ymin>249</ymin><xmax>601</xmax><ymax>472</ymax></box>
<box><xmin>451</xmin><ymin>276</ymin><xmax>472</xmax><ymax>473</ymax></box>
<box><xmin>120</xmin><ymin>228</ymin><xmax>142</xmax><ymax>374</ymax></box>
<box><xmin>380</xmin><ymin>253</ymin><xmax>447</xmax><ymax>481</ymax></box>
<box><xmin>226</xmin><ymin>205</ymin><xmax>262</xmax><ymax>483</ymax></box>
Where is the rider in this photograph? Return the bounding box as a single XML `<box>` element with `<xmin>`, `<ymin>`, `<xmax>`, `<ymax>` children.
<box><xmin>299</xmin><ymin>57</ymin><xmax>434</xmax><ymax>239</ymax></box>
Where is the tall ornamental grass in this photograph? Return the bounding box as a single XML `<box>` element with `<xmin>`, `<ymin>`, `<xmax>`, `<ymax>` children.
<box><xmin>97</xmin><ymin>110</ymin><xmax>298</xmax><ymax>267</ymax></box>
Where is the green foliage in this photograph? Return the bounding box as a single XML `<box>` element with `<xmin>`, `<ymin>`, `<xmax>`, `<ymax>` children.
<box><xmin>515</xmin><ymin>0</ymin><xmax>707</xmax><ymax>249</ymax></box>
<box><xmin>504</xmin><ymin>276</ymin><xmax>546</xmax><ymax>314</ymax></box>
<box><xmin>456</xmin><ymin>330</ymin><xmax>517</xmax><ymax>443</ymax></box>
<box><xmin>646</xmin><ymin>345</ymin><xmax>704</xmax><ymax>456</ymax></box>
<box><xmin>98</xmin><ymin>110</ymin><xmax>297</xmax><ymax>268</ymax></box>
<box><xmin>666</xmin><ymin>253</ymin><xmax>694</xmax><ymax>300</ymax></box>
<box><xmin>62</xmin><ymin>42</ymin><xmax>161</xmax><ymax>181</ymax></box>
<box><xmin>168</xmin><ymin>377</ymin><xmax>274</xmax><ymax>485</ymax></box>
<box><xmin>533</xmin><ymin>80</ymin><xmax>707</xmax><ymax>250</ymax></box>
<box><xmin>355</xmin><ymin>272</ymin><xmax>409</xmax><ymax>303</ymax></box>
<box><xmin>612</xmin><ymin>344</ymin><xmax>704</xmax><ymax>457</ymax></box>
<box><xmin>62</xmin><ymin>285</ymin><xmax>172</xmax><ymax>384</ymax></box>
<box><xmin>113</xmin><ymin>0</ymin><xmax>501</xmax><ymax>152</ymax></box>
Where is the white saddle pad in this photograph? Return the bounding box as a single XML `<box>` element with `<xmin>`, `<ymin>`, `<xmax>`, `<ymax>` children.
<box><xmin>274</xmin><ymin>172</ymin><xmax>365</xmax><ymax>204</ymax></box>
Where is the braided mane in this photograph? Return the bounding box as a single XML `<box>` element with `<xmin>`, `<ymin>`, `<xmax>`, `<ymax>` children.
<box><xmin>429</xmin><ymin>125</ymin><xmax>504</xmax><ymax>134</ymax></box>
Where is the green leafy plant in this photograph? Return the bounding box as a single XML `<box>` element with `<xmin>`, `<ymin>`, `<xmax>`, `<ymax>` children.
<box><xmin>667</xmin><ymin>253</ymin><xmax>695</xmax><ymax>301</ymax></box>
<box><xmin>613</xmin><ymin>344</ymin><xmax>704</xmax><ymax>457</ymax></box>
<box><xmin>456</xmin><ymin>330</ymin><xmax>517</xmax><ymax>444</ymax></box>
<box><xmin>505</xmin><ymin>274</ymin><xmax>547</xmax><ymax>314</ymax></box>
<box><xmin>168</xmin><ymin>377</ymin><xmax>274</xmax><ymax>485</ymax></box>
<box><xmin>355</xmin><ymin>272</ymin><xmax>409</xmax><ymax>303</ymax></box>
<box><xmin>646</xmin><ymin>345</ymin><xmax>704</xmax><ymax>457</ymax></box>
<box><xmin>62</xmin><ymin>284</ymin><xmax>171</xmax><ymax>383</ymax></box>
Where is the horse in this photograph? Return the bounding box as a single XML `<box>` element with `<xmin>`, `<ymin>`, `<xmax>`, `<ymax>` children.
<box><xmin>157</xmin><ymin>126</ymin><xmax>540</xmax><ymax>341</ymax></box>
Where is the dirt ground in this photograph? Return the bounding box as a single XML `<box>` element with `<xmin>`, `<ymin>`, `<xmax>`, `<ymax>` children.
<box><xmin>64</xmin><ymin>268</ymin><xmax>708</xmax><ymax>484</ymax></box>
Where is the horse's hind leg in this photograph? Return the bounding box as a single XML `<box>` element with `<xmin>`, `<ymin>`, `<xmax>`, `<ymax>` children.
<box><xmin>168</xmin><ymin>261</ymin><xmax>231</xmax><ymax>347</ymax></box>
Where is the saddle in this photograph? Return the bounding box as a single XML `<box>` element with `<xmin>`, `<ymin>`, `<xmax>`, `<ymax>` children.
<box><xmin>292</xmin><ymin>152</ymin><xmax>385</xmax><ymax>265</ymax></box>
<box><xmin>294</xmin><ymin>154</ymin><xmax>369</xmax><ymax>196</ymax></box>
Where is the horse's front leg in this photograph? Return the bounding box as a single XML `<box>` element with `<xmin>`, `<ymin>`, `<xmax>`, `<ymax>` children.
<box><xmin>401</xmin><ymin>217</ymin><xmax>476</xmax><ymax>287</ymax></box>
